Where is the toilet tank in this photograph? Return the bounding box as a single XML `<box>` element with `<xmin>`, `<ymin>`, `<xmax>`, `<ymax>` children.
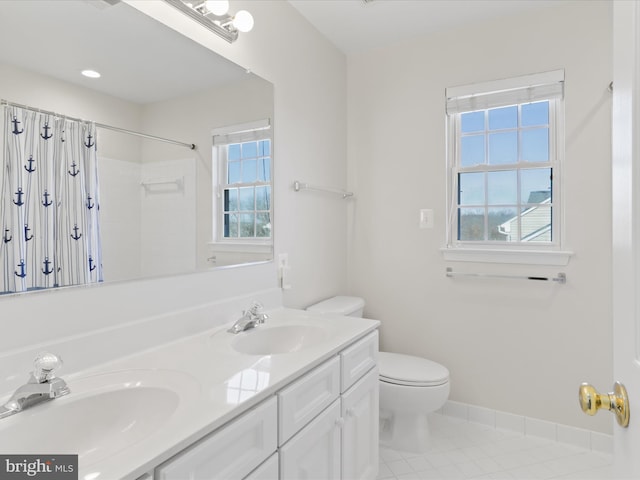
<box><xmin>306</xmin><ymin>296</ymin><xmax>365</xmax><ymax>317</ymax></box>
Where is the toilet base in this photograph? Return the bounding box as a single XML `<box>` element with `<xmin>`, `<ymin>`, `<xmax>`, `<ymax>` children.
<box><xmin>379</xmin><ymin>409</ymin><xmax>432</xmax><ymax>453</ymax></box>
<box><xmin>378</xmin><ymin>378</ymin><xmax>449</xmax><ymax>453</ymax></box>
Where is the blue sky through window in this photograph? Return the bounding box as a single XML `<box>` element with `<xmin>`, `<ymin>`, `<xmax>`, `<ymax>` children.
<box><xmin>243</xmin><ymin>159</ymin><xmax>258</xmax><ymax>183</ymax></box>
<box><xmin>489</xmin><ymin>131</ymin><xmax>517</xmax><ymax>164</ymax></box>
<box><xmin>487</xmin><ymin>170</ymin><xmax>517</xmax><ymax>204</ymax></box>
<box><xmin>459</xmin><ymin>172</ymin><xmax>484</xmax><ymax>205</ymax></box>
<box><xmin>522</xmin><ymin>129</ymin><xmax>549</xmax><ymax>161</ymax></box>
<box><xmin>460</xmin><ymin>101</ymin><xmax>550</xmax><ymax>166</ymax></box>
<box><xmin>461</xmin><ymin>135</ymin><xmax>485</xmax><ymax>166</ymax></box>
<box><xmin>242</xmin><ymin>142</ymin><xmax>257</xmax><ymax>158</ymax></box>
<box><xmin>461</xmin><ymin>111</ymin><xmax>484</xmax><ymax>133</ymax></box>
<box><xmin>489</xmin><ymin>105</ymin><xmax>517</xmax><ymax>130</ymax></box>
<box><xmin>228</xmin><ymin>144</ymin><xmax>241</xmax><ymax>160</ymax></box>
<box><xmin>521</xmin><ymin>101</ymin><xmax>549</xmax><ymax>126</ymax></box>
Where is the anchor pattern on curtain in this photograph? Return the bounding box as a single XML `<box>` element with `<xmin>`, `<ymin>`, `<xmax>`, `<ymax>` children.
<box><xmin>0</xmin><ymin>105</ymin><xmax>103</xmax><ymax>293</ymax></box>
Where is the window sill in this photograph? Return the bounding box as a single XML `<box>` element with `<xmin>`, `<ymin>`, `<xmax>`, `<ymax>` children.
<box><xmin>440</xmin><ymin>247</ymin><xmax>573</xmax><ymax>266</ymax></box>
<box><xmin>208</xmin><ymin>242</ymin><xmax>272</xmax><ymax>254</ymax></box>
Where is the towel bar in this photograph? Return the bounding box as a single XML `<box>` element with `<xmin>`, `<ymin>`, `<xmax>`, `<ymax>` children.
<box><xmin>445</xmin><ymin>267</ymin><xmax>566</xmax><ymax>284</ymax></box>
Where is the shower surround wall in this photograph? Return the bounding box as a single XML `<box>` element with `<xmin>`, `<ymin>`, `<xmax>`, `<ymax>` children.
<box><xmin>140</xmin><ymin>158</ymin><xmax>197</xmax><ymax>278</ymax></box>
<box><xmin>99</xmin><ymin>156</ymin><xmax>197</xmax><ymax>281</ymax></box>
<box><xmin>347</xmin><ymin>2</ymin><xmax>613</xmax><ymax>433</ymax></box>
<box><xmin>99</xmin><ymin>157</ymin><xmax>142</xmax><ymax>280</ymax></box>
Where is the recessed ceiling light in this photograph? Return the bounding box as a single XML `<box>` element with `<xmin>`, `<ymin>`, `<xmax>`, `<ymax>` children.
<box><xmin>81</xmin><ymin>69</ymin><xmax>101</xmax><ymax>79</ymax></box>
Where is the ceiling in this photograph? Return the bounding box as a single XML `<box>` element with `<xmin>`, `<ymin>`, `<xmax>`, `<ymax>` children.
<box><xmin>0</xmin><ymin>0</ymin><xmax>248</xmax><ymax>104</ymax></box>
<box><xmin>288</xmin><ymin>0</ymin><xmax>570</xmax><ymax>55</ymax></box>
<box><xmin>0</xmin><ymin>0</ymin><xmax>570</xmax><ymax>103</ymax></box>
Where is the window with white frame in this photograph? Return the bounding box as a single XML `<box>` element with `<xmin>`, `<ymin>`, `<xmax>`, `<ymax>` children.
<box><xmin>213</xmin><ymin>120</ymin><xmax>272</xmax><ymax>243</ymax></box>
<box><xmin>445</xmin><ymin>71</ymin><xmax>565</xmax><ymax>256</ymax></box>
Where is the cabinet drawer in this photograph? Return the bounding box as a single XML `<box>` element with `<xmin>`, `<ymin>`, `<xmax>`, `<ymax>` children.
<box><xmin>341</xmin><ymin>330</ymin><xmax>378</xmax><ymax>392</ymax></box>
<box><xmin>155</xmin><ymin>396</ymin><xmax>277</xmax><ymax>480</ymax></box>
<box><xmin>278</xmin><ymin>356</ymin><xmax>340</xmax><ymax>445</ymax></box>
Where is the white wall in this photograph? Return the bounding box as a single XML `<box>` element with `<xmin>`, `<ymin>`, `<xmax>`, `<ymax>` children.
<box><xmin>139</xmin><ymin>75</ymin><xmax>273</xmax><ymax>269</ymax></box>
<box><xmin>0</xmin><ymin>0</ymin><xmax>616</xmax><ymax>439</ymax></box>
<box><xmin>347</xmin><ymin>2</ymin><xmax>613</xmax><ymax>432</ymax></box>
<box><xmin>127</xmin><ymin>0</ymin><xmax>349</xmax><ymax>308</ymax></box>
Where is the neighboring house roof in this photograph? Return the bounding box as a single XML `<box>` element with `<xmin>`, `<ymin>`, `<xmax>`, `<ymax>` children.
<box><xmin>526</xmin><ymin>190</ymin><xmax>552</xmax><ymax>204</ymax></box>
<box><xmin>498</xmin><ymin>190</ymin><xmax>552</xmax><ymax>242</ymax></box>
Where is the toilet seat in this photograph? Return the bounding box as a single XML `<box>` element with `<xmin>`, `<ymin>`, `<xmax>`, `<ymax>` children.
<box><xmin>379</xmin><ymin>352</ymin><xmax>449</xmax><ymax>387</ymax></box>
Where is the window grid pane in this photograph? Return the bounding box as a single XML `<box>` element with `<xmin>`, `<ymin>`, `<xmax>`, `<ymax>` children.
<box><xmin>488</xmin><ymin>131</ymin><xmax>518</xmax><ymax>165</ymax></box>
<box><xmin>222</xmin><ymin>139</ymin><xmax>272</xmax><ymax>240</ymax></box>
<box><xmin>458</xmin><ymin>207</ymin><xmax>486</xmax><ymax>241</ymax></box>
<box><xmin>455</xmin><ymin>100</ymin><xmax>553</xmax><ymax>245</ymax></box>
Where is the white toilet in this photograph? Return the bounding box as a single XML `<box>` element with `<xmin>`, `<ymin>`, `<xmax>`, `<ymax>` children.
<box><xmin>306</xmin><ymin>296</ymin><xmax>450</xmax><ymax>453</ymax></box>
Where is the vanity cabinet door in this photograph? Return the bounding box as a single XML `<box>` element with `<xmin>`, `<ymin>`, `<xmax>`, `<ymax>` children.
<box><xmin>155</xmin><ymin>396</ymin><xmax>277</xmax><ymax>480</ymax></box>
<box><xmin>279</xmin><ymin>399</ymin><xmax>341</xmax><ymax>480</ymax></box>
<box><xmin>341</xmin><ymin>367</ymin><xmax>379</xmax><ymax>480</ymax></box>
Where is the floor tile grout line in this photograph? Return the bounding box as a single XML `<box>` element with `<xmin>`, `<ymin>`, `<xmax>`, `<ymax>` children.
<box><xmin>377</xmin><ymin>413</ymin><xmax>613</xmax><ymax>480</ymax></box>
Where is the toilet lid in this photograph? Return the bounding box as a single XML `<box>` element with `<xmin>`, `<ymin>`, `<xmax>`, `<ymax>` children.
<box><xmin>379</xmin><ymin>352</ymin><xmax>449</xmax><ymax>387</ymax></box>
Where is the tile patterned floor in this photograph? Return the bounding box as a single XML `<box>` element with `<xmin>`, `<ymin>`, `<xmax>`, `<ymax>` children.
<box><xmin>377</xmin><ymin>414</ymin><xmax>614</xmax><ymax>480</ymax></box>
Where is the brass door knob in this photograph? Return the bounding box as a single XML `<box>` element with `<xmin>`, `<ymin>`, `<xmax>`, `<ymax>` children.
<box><xmin>579</xmin><ymin>381</ymin><xmax>629</xmax><ymax>427</ymax></box>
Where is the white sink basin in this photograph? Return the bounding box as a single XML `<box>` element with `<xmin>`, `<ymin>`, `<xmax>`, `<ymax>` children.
<box><xmin>231</xmin><ymin>325</ymin><xmax>328</xmax><ymax>355</ymax></box>
<box><xmin>0</xmin><ymin>369</ymin><xmax>200</xmax><ymax>466</ymax></box>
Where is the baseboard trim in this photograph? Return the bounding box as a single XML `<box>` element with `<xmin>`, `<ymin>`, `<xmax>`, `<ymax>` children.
<box><xmin>438</xmin><ymin>400</ymin><xmax>612</xmax><ymax>455</ymax></box>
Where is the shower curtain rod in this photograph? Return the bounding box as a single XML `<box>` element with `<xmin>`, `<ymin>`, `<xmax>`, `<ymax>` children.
<box><xmin>1</xmin><ymin>99</ymin><xmax>196</xmax><ymax>150</ymax></box>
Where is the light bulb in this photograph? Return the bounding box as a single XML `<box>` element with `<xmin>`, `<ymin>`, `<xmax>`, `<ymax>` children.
<box><xmin>232</xmin><ymin>10</ymin><xmax>254</xmax><ymax>33</ymax></box>
<box><xmin>81</xmin><ymin>69</ymin><xmax>101</xmax><ymax>79</ymax></box>
<box><xmin>204</xmin><ymin>0</ymin><xmax>229</xmax><ymax>16</ymax></box>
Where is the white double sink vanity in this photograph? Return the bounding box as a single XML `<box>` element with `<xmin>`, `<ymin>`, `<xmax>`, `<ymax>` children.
<box><xmin>0</xmin><ymin>308</ymin><xmax>380</xmax><ymax>480</ymax></box>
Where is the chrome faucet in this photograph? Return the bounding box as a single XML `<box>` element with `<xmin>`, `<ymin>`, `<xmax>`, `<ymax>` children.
<box><xmin>228</xmin><ymin>302</ymin><xmax>269</xmax><ymax>334</ymax></box>
<box><xmin>0</xmin><ymin>352</ymin><xmax>70</xmax><ymax>420</ymax></box>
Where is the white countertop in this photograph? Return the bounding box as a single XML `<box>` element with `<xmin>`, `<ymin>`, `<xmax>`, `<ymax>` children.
<box><xmin>0</xmin><ymin>308</ymin><xmax>379</xmax><ymax>480</ymax></box>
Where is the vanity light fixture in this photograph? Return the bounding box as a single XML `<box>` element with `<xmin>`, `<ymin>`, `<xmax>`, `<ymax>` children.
<box><xmin>164</xmin><ymin>0</ymin><xmax>254</xmax><ymax>43</ymax></box>
<box><xmin>81</xmin><ymin>69</ymin><xmax>101</xmax><ymax>79</ymax></box>
<box><xmin>204</xmin><ymin>0</ymin><xmax>229</xmax><ymax>16</ymax></box>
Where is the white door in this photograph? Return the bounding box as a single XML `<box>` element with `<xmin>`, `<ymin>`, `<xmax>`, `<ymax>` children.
<box><xmin>612</xmin><ymin>1</ymin><xmax>640</xmax><ymax>476</ymax></box>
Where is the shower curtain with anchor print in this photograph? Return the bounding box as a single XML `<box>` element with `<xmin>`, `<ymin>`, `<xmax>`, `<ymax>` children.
<box><xmin>0</xmin><ymin>105</ymin><xmax>103</xmax><ymax>293</ymax></box>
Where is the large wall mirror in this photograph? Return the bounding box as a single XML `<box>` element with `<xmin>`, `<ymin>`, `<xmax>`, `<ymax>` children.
<box><xmin>0</xmin><ymin>0</ymin><xmax>274</xmax><ymax>295</ymax></box>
